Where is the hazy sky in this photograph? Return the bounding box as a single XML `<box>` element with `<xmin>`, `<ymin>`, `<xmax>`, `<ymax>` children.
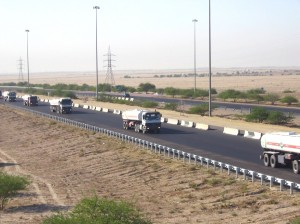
<box><xmin>0</xmin><ymin>0</ymin><xmax>299</xmax><ymax>73</ymax></box>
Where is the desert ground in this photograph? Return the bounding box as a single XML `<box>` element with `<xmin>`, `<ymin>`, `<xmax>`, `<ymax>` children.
<box><xmin>1</xmin><ymin>104</ymin><xmax>300</xmax><ymax>224</ymax></box>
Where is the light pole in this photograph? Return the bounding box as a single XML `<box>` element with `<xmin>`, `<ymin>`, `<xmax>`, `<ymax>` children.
<box><xmin>25</xmin><ymin>29</ymin><xmax>30</xmax><ymax>87</ymax></box>
<box><xmin>208</xmin><ymin>0</ymin><xmax>212</xmax><ymax>117</ymax></box>
<box><xmin>192</xmin><ymin>19</ymin><xmax>198</xmax><ymax>94</ymax></box>
<box><xmin>93</xmin><ymin>6</ymin><xmax>100</xmax><ymax>100</ymax></box>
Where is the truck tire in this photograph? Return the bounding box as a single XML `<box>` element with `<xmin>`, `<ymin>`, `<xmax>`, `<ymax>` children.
<box><xmin>134</xmin><ymin>124</ymin><xmax>140</xmax><ymax>133</ymax></box>
<box><xmin>263</xmin><ymin>154</ymin><xmax>270</xmax><ymax>167</ymax></box>
<box><xmin>123</xmin><ymin>122</ymin><xmax>128</xmax><ymax>130</ymax></box>
<box><xmin>270</xmin><ymin>154</ymin><xmax>278</xmax><ymax>168</ymax></box>
<box><xmin>292</xmin><ymin>160</ymin><xmax>299</xmax><ymax>174</ymax></box>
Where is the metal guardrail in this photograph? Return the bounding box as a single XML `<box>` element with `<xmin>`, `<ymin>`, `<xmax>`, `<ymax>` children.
<box><xmin>5</xmin><ymin>103</ymin><xmax>300</xmax><ymax>194</ymax></box>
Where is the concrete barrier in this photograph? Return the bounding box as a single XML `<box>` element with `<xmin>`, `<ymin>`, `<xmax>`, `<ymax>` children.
<box><xmin>83</xmin><ymin>105</ymin><xmax>89</xmax><ymax>109</ymax></box>
<box><xmin>95</xmin><ymin>107</ymin><xmax>102</xmax><ymax>111</ymax></box>
<box><xmin>90</xmin><ymin>106</ymin><xmax>96</xmax><ymax>110</ymax></box>
<box><xmin>223</xmin><ymin>127</ymin><xmax>240</xmax><ymax>136</ymax></box>
<box><xmin>113</xmin><ymin>109</ymin><xmax>122</xmax><ymax>115</ymax></box>
<box><xmin>244</xmin><ymin>130</ymin><xmax>262</xmax><ymax>140</ymax></box>
<box><xmin>195</xmin><ymin>123</ymin><xmax>210</xmax><ymax>130</ymax></box>
<box><xmin>102</xmin><ymin>108</ymin><xmax>109</xmax><ymax>113</ymax></box>
<box><xmin>161</xmin><ymin>117</ymin><xmax>167</xmax><ymax>123</ymax></box>
<box><xmin>180</xmin><ymin>120</ymin><xmax>194</xmax><ymax>128</ymax></box>
<box><xmin>73</xmin><ymin>103</ymin><xmax>80</xmax><ymax>108</ymax></box>
<box><xmin>167</xmin><ymin>118</ymin><xmax>180</xmax><ymax>125</ymax></box>
<box><xmin>130</xmin><ymin>98</ymin><xmax>134</xmax><ymax>101</ymax></box>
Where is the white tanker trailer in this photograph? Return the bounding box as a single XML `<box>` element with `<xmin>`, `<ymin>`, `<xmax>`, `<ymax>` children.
<box><xmin>122</xmin><ymin>109</ymin><xmax>161</xmax><ymax>134</ymax></box>
<box><xmin>260</xmin><ymin>132</ymin><xmax>300</xmax><ymax>174</ymax></box>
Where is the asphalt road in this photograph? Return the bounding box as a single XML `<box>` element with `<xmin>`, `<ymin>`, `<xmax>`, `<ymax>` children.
<box><xmin>3</xmin><ymin>99</ymin><xmax>300</xmax><ymax>184</ymax></box>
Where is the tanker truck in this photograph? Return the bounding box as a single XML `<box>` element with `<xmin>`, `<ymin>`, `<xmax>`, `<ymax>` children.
<box><xmin>22</xmin><ymin>94</ymin><xmax>38</xmax><ymax>106</ymax></box>
<box><xmin>3</xmin><ymin>91</ymin><xmax>16</xmax><ymax>102</ymax></box>
<box><xmin>260</xmin><ymin>132</ymin><xmax>300</xmax><ymax>174</ymax></box>
<box><xmin>49</xmin><ymin>98</ymin><xmax>73</xmax><ymax>114</ymax></box>
<box><xmin>122</xmin><ymin>109</ymin><xmax>161</xmax><ymax>134</ymax></box>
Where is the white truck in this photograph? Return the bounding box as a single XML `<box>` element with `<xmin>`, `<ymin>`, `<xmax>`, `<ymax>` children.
<box><xmin>3</xmin><ymin>91</ymin><xmax>16</xmax><ymax>102</ymax></box>
<box><xmin>22</xmin><ymin>94</ymin><xmax>38</xmax><ymax>106</ymax></box>
<box><xmin>49</xmin><ymin>98</ymin><xmax>73</xmax><ymax>114</ymax></box>
<box><xmin>122</xmin><ymin>109</ymin><xmax>161</xmax><ymax>134</ymax></box>
<box><xmin>260</xmin><ymin>132</ymin><xmax>300</xmax><ymax>174</ymax></box>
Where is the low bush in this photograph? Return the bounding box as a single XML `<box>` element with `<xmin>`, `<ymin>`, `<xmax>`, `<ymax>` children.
<box><xmin>0</xmin><ymin>172</ymin><xmax>30</xmax><ymax>210</ymax></box>
<box><xmin>43</xmin><ymin>195</ymin><xmax>152</xmax><ymax>224</ymax></box>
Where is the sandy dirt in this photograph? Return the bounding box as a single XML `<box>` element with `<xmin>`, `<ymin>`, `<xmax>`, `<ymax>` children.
<box><xmin>1</xmin><ymin>105</ymin><xmax>300</xmax><ymax>224</ymax></box>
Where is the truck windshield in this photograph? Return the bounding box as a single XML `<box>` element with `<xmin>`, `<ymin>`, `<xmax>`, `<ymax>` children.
<box><xmin>61</xmin><ymin>99</ymin><xmax>72</xmax><ymax>105</ymax></box>
<box><xmin>30</xmin><ymin>96</ymin><xmax>38</xmax><ymax>101</ymax></box>
<box><xmin>8</xmin><ymin>92</ymin><xmax>16</xmax><ymax>97</ymax></box>
<box><xmin>145</xmin><ymin>112</ymin><xmax>161</xmax><ymax>121</ymax></box>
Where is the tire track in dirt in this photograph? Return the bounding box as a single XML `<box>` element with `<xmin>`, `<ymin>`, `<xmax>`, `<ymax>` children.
<box><xmin>0</xmin><ymin>149</ymin><xmax>64</xmax><ymax>206</ymax></box>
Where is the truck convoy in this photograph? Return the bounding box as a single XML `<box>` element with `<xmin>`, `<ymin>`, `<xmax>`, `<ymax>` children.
<box><xmin>3</xmin><ymin>91</ymin><xmax>16</xmax><ymax>102</ymax></box>
<box><xmin>49</xmin><ymin>98</ymin><xmax>73</xmax><ymax>114</ymax></box>
<box><xmin>22</xmin><ymin>94</ymin><xmax>38</xmax><ymax>106</ymax></box>
<box><xmin>260</xmin><ymin>132</ymin><xmax>300</xmax><ymax>174</ymax></box>
<box><xmin>122</xmin><ymin>109</ymin><xmax>161</xmax><ymax>134</ymax></box>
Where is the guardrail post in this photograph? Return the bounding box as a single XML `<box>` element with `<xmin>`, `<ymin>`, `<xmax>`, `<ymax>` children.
<box><xmin>163</xmin><ymin>146</ymin><xmax>166</xmax><ymax>156</ymax></box>
<box><xmin>280</xmin><ymin>179</ymin><xmax>283</xmax><ymax>191</ymax></box>
<box><xmin>261</xmin><ymin>174</ymin><xmax>264</xmax><ymax>185</ymax></box>
<box><xmin>243</xmin><ymin>169</ymin><xmax>248</xmax><ymax>180</ymax></box>
<box><xmin>188</xmin><ymin>154</ymin><xmax>191</xmax><ymax>164</ymax></box>
<box><xmin>177</xmin><ymin>150</ymin><xmax>180</xmax><ymax>160</ymax></box>
<box><xmin>235</xmin><ymin>167</ymin><xmax>239</xmax><ymax>179</ymax></box>
<box><xmin>290</xmin><ymin>183</ymin><xmax>294</xmax><ymax>195</ymax></box>
<box><xmin>167</xmin><ymin>147</ymin><xmax>170</xmax><ymax>157</ymax></box>
<box><xmin>158</xmin><ymin>145</ymin><xmax>161</xmax><ymax>154</ymax></box>
<box><xmin>220</xmin><ymin>163</ymin><xmax>223</xmax><ymax>172</ymax></box>
<box><xmin>252</xmin><ymin>172</ymin><xmax>255</xmax><ymax>183</ymax></box>
<box><xmin>270</xmin><ymin>177</ymin><xmax>274</xmax><ymax>188</ymax></box>
<box><xmin>227</xmin><ymin>165</ymin><xmax>231</xmax><ymax>175</ymax></box>
<box><xmin>154</xmin><ymin>144</ymin><xmax>157</xmax><ymax>153</ymax></box>
<box><xmin>206</xmin><ymin>159</ymin><xmax>210</xmax><ymax>169</ymax></box>
<box><xmin>172</xmin><ymin>149</ymin><xmax>175</xmax><ymax>159</ymax></box>
<box><xmin>200</xmin><ymin>157</ymin><xmax>203</xmax><ymax>166</ymax></box>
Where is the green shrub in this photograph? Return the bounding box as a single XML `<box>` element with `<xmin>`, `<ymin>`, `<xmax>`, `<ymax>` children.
<box><xmin>188</xmin><ymin>103</ymin><xmax>210</xmax><ymax>116</ymax></box>
<box><xmin>245</xmin><ymin>107</ymin><xmax>269</xmax><ymax>123</ymax></box>
<box><xmin>164</xmin><ymin>103</ymin><xmax>178</xmax><ymax>110</ymax></box>
<box><xmin>43</xmin><ymin>195</ymin><xmax>151</xmax><ymax>224</ymax></box>
<box><xmin>142</xmin><ymin>101</ymin><xmax>158</xmax><ymax>108</ymax></box>
<box><xmin>266</xmin><ymin>111</ymin><xmax>293</xmax><ymax>125</ymax></box>
<box><xmin>0</xmin><ymin>172</ymin><xmax>30</xmax><ymax>210</ymax></box>
<box><xmin>280</xmin><ymin>96</ymin><xmax>298</xmax><ymax>105</ymax></box>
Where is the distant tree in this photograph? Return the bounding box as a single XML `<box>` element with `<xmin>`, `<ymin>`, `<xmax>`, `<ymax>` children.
<box><xmin>138</xmin><ymin>83</ymin><xmax>156</xmax><ymax>93</ymax></box>
<box><xmin>263</xmin><ymin>93</ymin><xmax>280</xmax><ymax>105</ymax></box>
<box><xmin>164</xmin><ymin>87</ymin><xmax>178</xmax><ymax>98</ymax></box>
<box><xmin>218</xmin><ymin>89</ymin><xmax>243</xmax><ymax>102</ymax></box>
<box><xmin>280</xmin><ymin>96</ymin><xmax>298</xmax><ymax>105</ymax></box>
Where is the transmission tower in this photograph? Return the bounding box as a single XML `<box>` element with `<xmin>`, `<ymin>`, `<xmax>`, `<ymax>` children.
<box><xmin>17</xmin><ymin>57</ymin><xmax>24</xmax><ymax>81</ymax></box>
<box><xmin>103</xmin><ymin>46</ymin><xmax>115</xmax><ymax>86</ymax></box>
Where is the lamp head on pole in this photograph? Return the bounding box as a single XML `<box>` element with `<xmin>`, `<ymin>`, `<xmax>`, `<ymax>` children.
<box><xmin>192</xmin><ymin>19</ymin><xmax>198</xmax><ymax>23</ymax></box>
<box><xmin>93</xmin><ymin>6</ymin><xmax>100</xmax><ymax>10</ymax></box>
<box><xmin>25</xmin><ymin>29</ymin><xmax>29</xmax><ymax>32</ymax></box>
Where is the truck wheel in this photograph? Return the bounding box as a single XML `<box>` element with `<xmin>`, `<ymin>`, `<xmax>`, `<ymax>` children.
<box><xmin>292</xmin><ymin>160</ymin><xmax>299</xmax><ymax>174</ymax></box>
<box><xmin>135</xmin><ymin>124</ymin><xmax>140</xmax><ymax>133</ymax></box>
<box><xmin>270</xmin><ymin>155</ymin><xmax>278</xmax><ymax>168</ymax></box>
<box><xmin>123</xmin><ymin>122</ymin><xmax>128</xmax><ymax>130</ymax></box>
<box><xmin>263</xmin><ymin>154</ymin><xmax>270</xmax><ymax>167</ymax></box>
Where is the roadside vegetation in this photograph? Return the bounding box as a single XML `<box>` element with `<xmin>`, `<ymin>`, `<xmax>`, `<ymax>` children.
<box><xmin>43</xmin><ymin>195</ymin><xmax>151</xmax><ymax>224</ymax></box>
<box><xmin>0</xmin><ymin>172</ymin><xmax>30</xmax><ymax>210</ymax></box>
<box><xmin>1</xmin><ymin>81</ymin><xmax>298</xmax><ymax>125</ymax></box>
